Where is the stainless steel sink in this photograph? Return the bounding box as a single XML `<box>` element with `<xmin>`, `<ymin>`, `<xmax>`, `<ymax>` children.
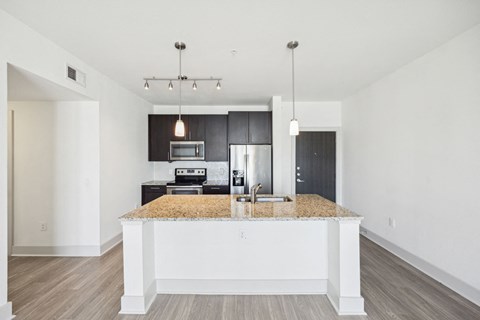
<box><xmin>236</xmin><ymin>195</ymin><xmax>293</xmax><ymax>203</ymax></box>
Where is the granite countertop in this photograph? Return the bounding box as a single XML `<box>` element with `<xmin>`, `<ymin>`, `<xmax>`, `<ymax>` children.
<box><xmin>142</xmin><ymin>180</ymin><xmax>229</xmax><ymax>186</ymax></box>
<box><xmin>142</xmin><ymin>180</ymin><xmax>171</xmax><ymax>186</ymax></box>
<box><xmin>120</xmin><ymin>194</ymin><xmax>362</xmax><ymax>221</ymax></box>
<box><xmin>204</xmin><ymin>180</ymin><xmax>229</xmax><ymax>186</ymax></box>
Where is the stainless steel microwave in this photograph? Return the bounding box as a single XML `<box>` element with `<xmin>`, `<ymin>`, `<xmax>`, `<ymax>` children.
<box><xmin>169</xmin><ymin>141</ymin><xmax>205</xmax><ymax>161</ymax></box>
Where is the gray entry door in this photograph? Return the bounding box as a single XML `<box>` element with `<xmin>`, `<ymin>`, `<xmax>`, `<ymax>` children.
<box><xmin>295</xmin><ymin>132</ymin><xmax>336</xmax><ymax>202</ymax></box>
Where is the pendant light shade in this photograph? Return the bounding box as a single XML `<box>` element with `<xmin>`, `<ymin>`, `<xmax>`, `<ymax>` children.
<box><xmin>175</xmin><ymin>119</ymin><xmax>185</xmax><ymax>137</ymax></box>
<box><xmin>287</xmin><ymin>41</ymin><xmax>299</xmax><ymax>136</ymax></box>
<box><xmin>289</xmin><ymin>119</ymin><xmax>299</xmax><ymax>136</ymax></box>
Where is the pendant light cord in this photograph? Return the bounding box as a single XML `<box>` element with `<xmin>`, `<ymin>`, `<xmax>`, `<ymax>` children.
<box><xmin>179</xmin><ymin>45</ymin><xmax>182</xmax><ymax>120</ymax></box>
<box><xmin>292</xmin><ymin>46</ymin><xmax>296</xmax><ymax>119</ymax></box>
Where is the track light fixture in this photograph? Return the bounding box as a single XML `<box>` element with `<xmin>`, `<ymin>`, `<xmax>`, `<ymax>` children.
<box><xmin>144</xmin><ymin>81</ymin><xmax>149</xmax><ymax>90</ymax></box>
<box><xmin>142</xmin><ymin>42</ymin><xmax>222</xmax><ymax>94</ymax></box>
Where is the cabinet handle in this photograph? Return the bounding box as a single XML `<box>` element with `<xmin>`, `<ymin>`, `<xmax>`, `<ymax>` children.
<box><xmin>167</xmin><ymin>151</ymin><xmax>170</xmax><ymax>161</ymax></box>
<box><xmin>210</xmin><ymin>187</ymin><xmax>220</xmax><ymax>190</ymax></box>
<box><xmin>149</xmin><ymin>187</ymin><xmax>161</xmax><ymax>190</ymax></box>
<box><xmin>189</xmin><ymin>131</ymin><xmax>191</xmax><ymax>140</ymax></box>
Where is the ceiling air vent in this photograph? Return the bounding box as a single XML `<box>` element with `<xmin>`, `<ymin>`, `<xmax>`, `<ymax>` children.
<box><xmin>66</xmin><ymin>64</ymin><xmax>86</xmax><ymax>87</ymax></box>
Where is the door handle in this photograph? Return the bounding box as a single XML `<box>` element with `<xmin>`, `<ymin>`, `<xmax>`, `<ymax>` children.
<box><xmin>296</xmin><ymin>178</ymin><xmax>305</xmax><ymax>183</ymax></box>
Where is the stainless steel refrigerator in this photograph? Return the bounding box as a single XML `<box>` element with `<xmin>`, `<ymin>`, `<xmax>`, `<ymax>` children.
<box><xmin>230</xmin><ymin>145</ymin><xmax>272</xmax><ymax>194</ymax></box>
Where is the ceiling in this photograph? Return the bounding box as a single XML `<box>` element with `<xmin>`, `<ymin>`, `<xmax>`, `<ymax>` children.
<box><xmin>8</xmin><ymin>65</ymin><xmax>92</xmax><ymax>101</ymax></box>
<box><xmin>1</xmin><ymin>0</ymin><xmax>480</xmax><ymax>105</ymax></box>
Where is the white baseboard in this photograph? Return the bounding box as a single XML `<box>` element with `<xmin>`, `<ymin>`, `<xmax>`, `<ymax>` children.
<box><xmin>361</xmin><ymin>227</ymin><xmax>480</xmax><ymax>307</ymax></box>
<box><xmin>326</xmin><ymin>280</ymin><xmax>365</xmax><ymax>315</ymax></box>
<box><xmin>0</xmin><ymin>302</ymin><xmax>14</xmax><ymax>320</ymax></box>
<box><xmin>156</xmin><ymin>279</ymin><xmax>327</xmax><ymax>295</ymax></box>
<box><xmin>119</xmin><ymin>280</ymin><xmax>156</xmax><ymax>314</ymax></box>
<box><xmin>100</xmin><ymin>232</ymin><xmax>123</xmax><ymax>255</ymax></box>
<box><xmin>10</xmin><ymin>233</ymin><xmax>123</xmax><ymax>257</ymax></box>
<box><xmin>11</xmin><ymin>245</ymin><xmax>100</xmax><ymax>257</ymax></box>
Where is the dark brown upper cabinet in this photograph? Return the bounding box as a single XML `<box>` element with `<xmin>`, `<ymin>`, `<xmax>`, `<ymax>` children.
<box><xmin>149</xmin><ymin>114</ymin><xmax>227</xmax><ymax>161</ymax></box>
<box><xmin>187</xmin><ymin>115</ymin><xmax>206</xmax><ymax>141</ymax></box>
<box><xmin>228</xmin><ymin>111</ymin><xmax>272</xmax><ymax>145</ymax></box>
<box><xmin>205</xmin><ymin>115</ymin><xmax>228</xmax><ymax>161</ymax></box>
<box><xmin>248</xmin><ymin>112</ymin><xmax>272</xmax><ymax>144</ymax></box>
<box><xmin>148</xmin><ymin>115</ymin><xmax>172</xmax><ymax>161</ymax></box>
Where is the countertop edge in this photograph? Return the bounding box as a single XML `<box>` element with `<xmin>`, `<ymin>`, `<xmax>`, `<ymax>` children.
<box><xmin>119</xmin><ymin>216</ymin><xmax>364</xmax><ymax>222</ymax></box>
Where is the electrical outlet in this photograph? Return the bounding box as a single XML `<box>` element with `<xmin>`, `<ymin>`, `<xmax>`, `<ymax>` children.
<box><xmin>40</xmin><ymin>222</ymin><xmax>47</xmax><ymax>231</ymax></box>
<box><xmin>389</xmin><ymin>217</ymin><xmax>396</xmax><ymax>228</ymax></box>
<box><xmin>169</xmin><ymin>169</ymin><xmax>173</xmax><ymax>175</ymax></box>
<box><xmin>239</xmin><ymin>230</ymin><xmax>247</xmax><ymax>240</ymax></box>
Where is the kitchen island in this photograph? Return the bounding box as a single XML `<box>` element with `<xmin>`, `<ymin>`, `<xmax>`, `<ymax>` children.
<box><xmin>119</xmin><ymin>194</ymin><xmax>365</xmax><ymax>315</ymax></box>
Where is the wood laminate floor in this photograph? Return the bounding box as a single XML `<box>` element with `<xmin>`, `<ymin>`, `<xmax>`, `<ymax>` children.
<box><xmin>8</xmin><ymin>236</ymin><xmax>480</xmax><ymax>320</ymax></box>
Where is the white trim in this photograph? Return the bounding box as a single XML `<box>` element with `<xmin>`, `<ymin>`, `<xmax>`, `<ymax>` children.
<box><xmin>100</xmin><ymin>233</ymin><xmax>122</xmax><ymax>255</ymax></box>
<box><xmin>0</xmin><ymin>302</ymin><xmax>14</xmax><ymax>320</ymax></box>
<box><xmin>361</xmin><ymin>227</ymin><xmax>480</xmax><ymax>307</ymax></box>
<box><xmin>155</xmin><ymin>279</ymin><xmax>327</xmax><ymax>295</ymax></box>
<box><xmin>292</xmin><ymin>127</ymin><xmax>343</xmax><ymax>205</ymax></box>
<box><xmin>9</xmin><ymin>233</ymin><xmax>122</xmax><ymax>257</ymax></box>
<box><xmin>326</xmin><ymin>291</ymin><xmax>366</xmax><ymax>316</ymax></box>
<box><xmin>120</xmin><ymin>280</ymin><xmax>156</xmax><ymax>314</ymax></box>
<box><xmin>11</xmin><ymin>245</ymin><xmax>100</xmax><ymax>257</ymax></box>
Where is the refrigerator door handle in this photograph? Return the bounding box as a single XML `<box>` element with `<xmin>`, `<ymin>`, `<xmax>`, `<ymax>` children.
<box><xmin>245</xmin><ymin>153</ymin><xmax>249</xmax><ymax>193</ymax></box>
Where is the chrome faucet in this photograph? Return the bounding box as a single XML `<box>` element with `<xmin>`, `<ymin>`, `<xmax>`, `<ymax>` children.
<box><xmin>250</xmin><ymin>183</ymin><xmax>262</xmax><ymax>204</ymax></box>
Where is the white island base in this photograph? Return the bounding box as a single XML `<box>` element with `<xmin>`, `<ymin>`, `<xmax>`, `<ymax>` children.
<box><xmin>119</xmin><ymin>219</ymin><xmax>365</xmax><ymax>316</ymax></box>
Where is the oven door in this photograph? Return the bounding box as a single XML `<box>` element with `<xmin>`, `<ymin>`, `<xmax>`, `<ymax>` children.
<box><xmin>166</xmin><ymin>186</ymin><xmax>203</xmax><ymax>195</ymax></box>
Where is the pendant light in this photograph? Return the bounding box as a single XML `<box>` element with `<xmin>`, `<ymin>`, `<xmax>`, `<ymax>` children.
<box><xmin>174</xmin><ymin>41</ymin><xmax>186</xmax><ymax>137</ymax></box>
<box><xmin>287</xmin><ymin>41</ymin><xmax>299</xmax><ymax>136</ymax></box>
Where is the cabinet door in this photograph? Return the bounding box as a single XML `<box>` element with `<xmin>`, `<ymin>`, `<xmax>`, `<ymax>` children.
<box><xmin>248</xmin><ymin>112</ymin><xmax>272</xmax><ymax>144</ymax></box>
<box><xmin>148</xmin><ymin>115</ymin><xmax>171</xmax><ymax>161</ymax></box>
<box><xmin>203</xmin><ymin>185</ymin><xmax>229</xmax><ymax>194</ymax></box>
<box><xmin>228</xmin><ymin>112</ymin><xmax>249</xmax><ymax>144</ymax></box>
<box><xmin>205</xmin><ymin>115</ymin><xmax>228</xmax><ymax>161</ymax></box>
<box><xmin>188</xmin><ymin>115</ymin><xmax>206</xmax><ymax>141</ymax></box>
<box><xmin>142</xmin><ymin>186</ymin><xmax>166</xmax><ymax>205</ymax></box>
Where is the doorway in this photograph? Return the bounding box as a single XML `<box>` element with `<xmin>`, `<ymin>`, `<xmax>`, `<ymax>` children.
<box><xmin>295</xmin><ymin>131</ymin><xmax>336</xmax><ymax>202</ymax></box>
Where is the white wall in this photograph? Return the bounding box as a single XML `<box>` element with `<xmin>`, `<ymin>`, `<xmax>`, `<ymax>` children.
<box><xmin>9</xmin><ymin>101</ymin><xmax>100</xmax><ymax>252</ymax></box>
<box><xmin>342</xmin><ymin>24</ymin><xmax>480</xmax><ymax>304</ymax></box>
<box><xmin>99</xmin><ymin>82</ymin><xmax>152</xmax><ymax>245</ymax></box>
<box><xmin>0</xmin><ymin>57</ymin><xmax>12</xmax><ymax>320</ymax></box>
<box><xmin>272</xmin><ymin>99</ymin><xmax>342</xmax><ymax>200</ymax></box>
<box><xmin>0</xmin><ymin>8</ymin><xmax>153</xmax><ymax>316</ymax></box>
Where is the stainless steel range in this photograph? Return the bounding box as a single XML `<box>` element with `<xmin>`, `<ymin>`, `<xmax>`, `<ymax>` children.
<box><xmin>166</xmin><ymin>168</ymin><xmax>206</xmax><ymax>195</ymax></box>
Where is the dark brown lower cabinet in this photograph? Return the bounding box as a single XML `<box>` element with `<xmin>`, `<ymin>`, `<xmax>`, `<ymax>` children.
<box><xmin>141</xmin><ymin>185</ymin><xmax>166</xmax><ymax>205</ymax></box>
<box><xmin>203</xmin><ymin>185</ymin><xmax>230</xmax><ymax>194</ymax></box>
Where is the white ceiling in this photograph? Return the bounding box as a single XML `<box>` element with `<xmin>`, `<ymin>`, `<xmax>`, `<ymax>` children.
<box><xmin>8</xmin><ymin>65</ymin><xmax>92</xmax><ymax>101</ymax></box>
<box><xmin>1</xmin><ymin>0</ymin><xmax>480</xmax><ymax>105</ymax></box>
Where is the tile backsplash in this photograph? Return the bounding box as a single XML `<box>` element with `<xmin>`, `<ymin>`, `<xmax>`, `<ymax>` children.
<box><xmin>154</xmin><ymin>161</ymin><xmax>229</xmax><ymax>181</ymax></box>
